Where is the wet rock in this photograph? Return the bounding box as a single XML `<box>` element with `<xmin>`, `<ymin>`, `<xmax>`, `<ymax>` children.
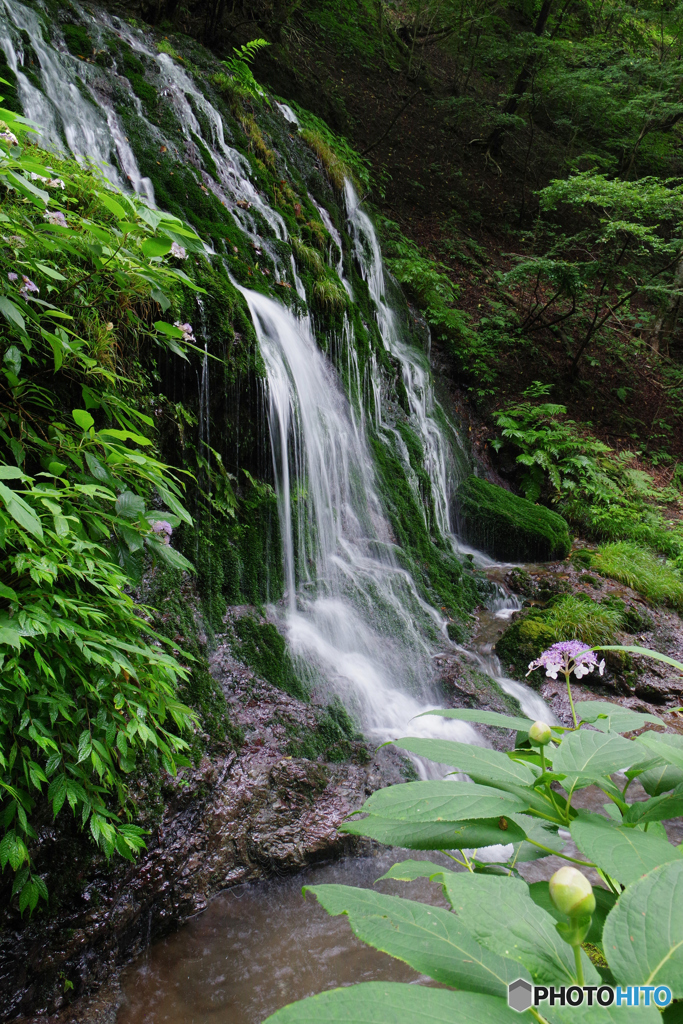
<box><xmin>0</xmin><ymin>646</ymin><xmax>407</xmax><ymax>1023</ymax></box>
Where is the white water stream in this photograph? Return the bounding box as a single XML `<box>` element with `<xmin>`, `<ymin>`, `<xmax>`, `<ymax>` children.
<box><xmin>0</xmin><ymin>0</ymin><xmax>553</xmax><ymax>764</ymax></box>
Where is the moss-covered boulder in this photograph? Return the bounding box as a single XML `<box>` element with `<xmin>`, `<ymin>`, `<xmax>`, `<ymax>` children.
<box><xmin>455</xmin><ymin>476</ymin><xmax>571</xmax><ymax>562</ymax></box>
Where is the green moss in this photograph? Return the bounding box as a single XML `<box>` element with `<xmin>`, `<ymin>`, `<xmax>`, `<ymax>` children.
<box><xmin>61</xmin><ymin>23</ymin><xmax>91</xmax><ymax>58</ymax></box>
<box><xmin>456</xmin><ymin>475</ymin><xmax>571</xmax><ymax>562</ymax></box>
<box><xmin>230</xmin><ymin>614</ymin><xmax>307</xmax><ymax>699</ymax></box>
<box><xmin>370</xmin><ymin>432</ymin><xmax>482</xmax><ymax>629</ymax></box>
<box><xmin>0</xmin><ymin>54</ymin><xmax>21</xmax><ymax>113</ymax></box>
<box><xmin>285</xmin><ymin>697</ymin><xmax>369</xmax><ymax>763</ymax></box>
<box><xmin>144</xmin><ymin>565</ymin><xmax>242</xmax><ymax>752</ymax></box>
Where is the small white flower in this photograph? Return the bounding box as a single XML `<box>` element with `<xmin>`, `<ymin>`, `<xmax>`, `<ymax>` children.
<box><xmin>170</xmin><ymin>241</ymin><xmax>187</xmax><ymax>259</ymax></box>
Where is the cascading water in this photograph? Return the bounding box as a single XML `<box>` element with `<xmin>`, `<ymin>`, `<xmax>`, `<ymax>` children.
<box><xmin>0</xmin><ymin>0</ymin><xmax>552</xmax><ymax>761</ymax></box>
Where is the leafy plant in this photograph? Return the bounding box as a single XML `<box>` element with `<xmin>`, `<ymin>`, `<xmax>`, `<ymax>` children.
<box><xmin>222</xmin><ymin>39</ymin><xmax>271</xmax><ymax>102</ymax></box>
<box><xmin>0</xmin><ymin>107</ymin><xmax>208</xmax><ymax>912</ymax></box>
<box><xmin>589</xmin><ymin>542</ymin><xmax>683</xmax><ymax>611</ymax></box>
<box><xmin>264</xmin><ymin>641</ymin><xmax>683</xmax><ymax>1023</ymax></box>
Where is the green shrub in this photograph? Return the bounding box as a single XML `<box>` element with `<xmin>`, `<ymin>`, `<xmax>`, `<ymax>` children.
<box><xmin>496</xmin><ymin>595</ymin><xmax>622</xmax><ymax>679</ymax></box>
<box><xmin>590</xmin><ymin>542</ymin><xmax>683</xmax><ymax>610</ymax></box>
<box><xmin>456</xmin><ymin>475</ymin><xmax>571</xmax><ymax>562</ymax></box>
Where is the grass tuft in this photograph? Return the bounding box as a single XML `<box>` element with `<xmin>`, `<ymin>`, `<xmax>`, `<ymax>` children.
<box><xmin>590</xmin><ymin>541</ymin><xmax>683</xmax><ymax>610</ymax></box>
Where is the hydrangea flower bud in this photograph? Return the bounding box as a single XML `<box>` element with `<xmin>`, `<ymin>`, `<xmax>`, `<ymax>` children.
<box><xmin>529</xmin><ymin>721</ymin><xmax>552</xmax><ymax>746</ymax></box>
<box><xmin>549</xmin><ymin>867</ymin><xmax>596</xmax><ymax>917</ymax></box>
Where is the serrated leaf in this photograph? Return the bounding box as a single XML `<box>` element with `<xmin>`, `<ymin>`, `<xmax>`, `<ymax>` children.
<box><xmin>570</xmin><ymin>811</ymin><xmax>683</xmax><ymax>885</ymax></box>
<box><xmin>0</xmin><ymin>481</ymin><xmax>43</xmax><ymax>539</ymax></box>
<box><xmin>304</xmin><ymin>885</ymin><xmax>528</xmax><ymax>996</ymax></box>
<box><xmin>141</xmin><ymin>237</ymin><xmax>173</xmax><ymax>257</ymax></box>
<box><xmin>576</xmin><ymin>701</ymin><xmax>663</xmax><ymax>734</ymax></box>
<box><xmin>115</xmin><ymin>490</ymin><xmax>145</xmax><ymax>519</ymax></box>
<box><xmin>417</xmin><ymin>709</ymin><xmax>534</xmax><ymax>732</ymax></box>
<box><xmin>552</xmin><ymin>729</ymin><xmax>643</xmax><ymax>788</ymax></box>
<box><xmin>392</xmin><ymin>738</ymin><xmax>536</xmax><ymax>785</ymax></box>
<box><xmin>377</xmin><ymin>859</ymin><xmax>458</xmax><ymax>883</ymax></box>
<box><xmin>640</xmin><ymin>764</ymin><xmax>683</xmax><ymax>796</ymax></box>
<box><xmin>436</xmin><ymin>872</ymin><xmax>599</xmax><ymax>986</ymax></box>
<box><xmin>357</xmin><ymin>781</ymin><xmax>530</xmax><ymax>822</ymax></box>
<box><xmin>72</xmin><ymin>407</ymin><xmax>95</xmax><ymax>431</ymax></box>
<box><xmin>623</xmin><ymin>784</ymin><xmax>683</xmax><ymax>824</ymax></box>
<box><xmin>340</xmin><ymin>814</ymin><xmax>526</xmax><ymax>849</ymax></box>
<box><xmin>603</xmin><ymin>860</ymin><xmax>683</xmax><ymax>996</ymax></box>
<box><xmin>636</xmin><ymin>732</ymin><xmax>683</xmax><ymax>771</ymax></box>
<box><xmin>263</xmin><ymin>983</ymin><xmax>526</xmax><ymax>1024</ymax></box>
<box><xmin>0</xmin><ymin>294</ymin><xmax>26</xmax><ymax>331</ymax></box>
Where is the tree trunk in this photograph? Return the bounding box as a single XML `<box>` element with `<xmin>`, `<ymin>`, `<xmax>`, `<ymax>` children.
<box><xmin>487</xmin><ymin>0</ymin><xmax>554</xmax><ymax>158</ymax></box>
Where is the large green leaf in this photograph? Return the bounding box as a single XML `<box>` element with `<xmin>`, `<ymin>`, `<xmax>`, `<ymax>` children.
<box><xmin>636</xmin><ymin>732</ymin><xmax>683</xmax><ymax>771</ymax></box>
<box><xmin>527</xmin><ymin>881</ymin><xmax>617</xmax><ymax>949</ymax></box>
<box><xmin>435</xmin><ymin>872</ymin><xmax>600</xmax><ymax>986</ymax></box>
<box><xmin>640</xmin><ymin>764</ymin><xmax>683</xmax><ymax>796</ymax></box>
<box><xmin>570</xmin><ymin>812</ymin><xmax>683</xmax><ymax>885</ymax></box>
<box><xmin>575</xmin><ymin>701</ymin><xmax>663</xmax><ymax>734</ymax></box>
<box><xmin>546</xmin><ymin>1002</ymin><xmax>662</xmax><ymax>1024</ymax></box>
<box><xmin>304</xmin><ymin>885</ymin><xmax>528</xmax><ymax>996</ymax></box>
<box><xmin>552</xmin><ymin>729</ymin><xmax>645</xmax><ymax>788</ymax></box>
<box><xmin>603</xmin><ymin>860</ymin><xmax>683</xmax><ymax>996</ymax></box>
<box><xmin>623</xmin><ymin>784</ymin><xmax>683</xmax><ymax>824</ymax></box>
<box><xmin>417</xmin><ymin>709</ymin><xmax>534</xmax><ymax>732</ymax></box>
<box><xmin>392</xmin><ymin>738</ymin><xmax>536</xmax><ymax>785</ymax></box>
<box><xmin>378</xmin><ymin>859</ymin><xmax>458</xmax><ymax>883</ymax></box>
<box><xmin>263</xmin><ymin>983</ymin><xmax>530</xmax><ymax>1024</ymax></box>
<box><xmin>357</xmin><ymin>781</ymin><xmax>530</xmax><ymax>822</ymax></box>
<box><xmin>339</xmin><ymin>814</ymin><xmax>526</xmax><ymax>849</ymax></box>
<box><xmin>505</xmin><ymin>814</ymin><xmax>567</xmax><ymax>863</ymax></box>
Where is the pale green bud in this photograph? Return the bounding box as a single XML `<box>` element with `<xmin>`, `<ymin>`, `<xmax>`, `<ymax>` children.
<box><xmin>549</xmin><ymin>867</ymin><xmax>596</xmax><ymax>918</ymax></box>
<box><xmin>528</xmin><ymin>721</ymin><xmax>552</xmax><ymax>746</ymax></box>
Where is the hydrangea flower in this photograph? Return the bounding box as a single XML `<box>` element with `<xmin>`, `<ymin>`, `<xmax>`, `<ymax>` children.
<box><xmin>0</xmin><ymin>130</ymin><xmax>18</xmax><ymax>146</ymax></box>
<box><xmin>174</xmin><ymin>321</ymin><xmax>195</xmax><ymax>342</ymax></box>
<box><xmin>7</xmin><ymin>272</ymin><xmax>18</xmax><ymax>282</ymax></box>
<box><xmin>19</xmin><ymin>275</ymin><xmax>39</xmax><ymax>298</ymax></box>
<box><xmin>44</xmin><ymin>210</ymin><xmax>67</xmax><ymax>227</ymax></box>
<box><xmin>170</xmin><ymin>242</ymin><xmax>187</xmax><ymax>259</ymax></box>
<box><xmin>151</xmin><ymin>520</ymin><xmax>173</xmax><ymax>544</ymax></box>
<box><xmin>527</xmin><ymin>640</ymin><xmax>605</xmax><ymax>680</ymax></box>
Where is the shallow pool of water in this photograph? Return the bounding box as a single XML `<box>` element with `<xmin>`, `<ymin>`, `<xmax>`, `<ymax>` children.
<box><xmin>116</xmin><ymin>850</ymin><xmax>450</xmax><ymax>1024</ymax></box>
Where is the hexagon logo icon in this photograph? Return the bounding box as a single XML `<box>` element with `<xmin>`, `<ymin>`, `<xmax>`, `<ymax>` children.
<box><xmin>508</xmin><ymin>979</ymin><xmax>533</xmax><ymax>1012</ymax></box>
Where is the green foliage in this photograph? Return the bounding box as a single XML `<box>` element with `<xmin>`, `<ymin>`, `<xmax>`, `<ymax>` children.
<box><xmin>0</xmin><ymin>111</ymin><xmax>214</xmax><ymax>912</ymax></box>
<box><xmin>285</xmin><ymin>697</ymin><xmax>368</xmax><ymax>763</ymax></box>
<box><xmin>504</xmin><ymin>173</ymin><xmax>683</xmax><ymax>370</ymax></box>
<box><xmin>61</xmin><ymin>23</ymin><xmax>92</xmax><ymax>59</ymax></box>
<box><xmin>493</xmin><ymin>397</ymin><xmax>683</xmax><ymax>556</ymax></box>
<box><xmin>265</xmin><ymin>646</ymin><xmax>683</xmax><ymax>1021</ymax></box>
<box><xmin>496</xmin><ymin>595</ymin><xmax>624</xmax><ymax>679</ymax></box>
<box><xmin>222</xmin><ymin>39</ymin><xmax>271</xmax><ymax>102</ymax></box>
<box><xmin>589</xmin><ymin>542</ymin><xmax>683</xmax><ymax>610</ymax></box>
<box><xmin>229</xmin><ymin>614</ymin><xmax>307</xmax><ymax>700</ymax></box>
<box><xmin>456</xmin><ymin>474</ymin><xmax>571</xmax><ymax>562</ymax></box>
<box><xmin>293</xmin><ymin>104</ymin><xmax>370</xmax><ymax>192</ymax></box>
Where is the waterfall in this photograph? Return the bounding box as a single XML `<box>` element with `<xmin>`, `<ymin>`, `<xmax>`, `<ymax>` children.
<box><xmin>0</xmin><ymin>0</ymin><xmax>551</xmax><ymax>759</ymax></box>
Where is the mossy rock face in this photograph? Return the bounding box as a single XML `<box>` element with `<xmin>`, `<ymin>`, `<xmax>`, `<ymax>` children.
<box><xmin>495</xmin><ymin>615</ymin><xmax>556</xmax><ymax>684</ymax></box>
<box><xmin>456</xmin><ymin>476</ymin><xmax>571</xmax><ymax>563</ymax></box>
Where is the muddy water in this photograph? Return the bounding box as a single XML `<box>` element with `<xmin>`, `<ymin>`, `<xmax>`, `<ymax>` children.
<box><xmin>116</xmin><ymin>851</ymin><xmax>450</xmax><ymax>1024</ymax></box>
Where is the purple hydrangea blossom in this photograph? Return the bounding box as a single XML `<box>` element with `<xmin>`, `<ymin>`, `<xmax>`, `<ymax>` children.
<box><xmin>527</xmin><ymin>640</ymin><xmax>605</xmax><ymax>680</ymax></box>
<box><xmin>174</xmin><ymin>321</ymin><xmax>195</xmax><ymax>342</ymax></box>
<box><xmin>44</xmin><ymin>210</ymin><xmax>67</xmax><ymax>227</ymax></box>
<box><xmin>0</xmin><ymin>130</ymin><xmax>18</xmax><ymax>146</ymax></box>
<box><xmin>18</xmin><ymin>275</ymin><xmax>39</xmax><ymax>298</ymax></box>
<box><xmin>170</xmin><ymin>242</ymin><xmax>187</xmax><ymax>259</ymax></box>
<box><xmin>151</xmin><ymin>520</ymin><xmax>173</xmax><ymax>544</ymax></box>
<box><xmin>7</xmin><ymin>272</ymin><xmax>18</xmax><ymax>282</ymax></box>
